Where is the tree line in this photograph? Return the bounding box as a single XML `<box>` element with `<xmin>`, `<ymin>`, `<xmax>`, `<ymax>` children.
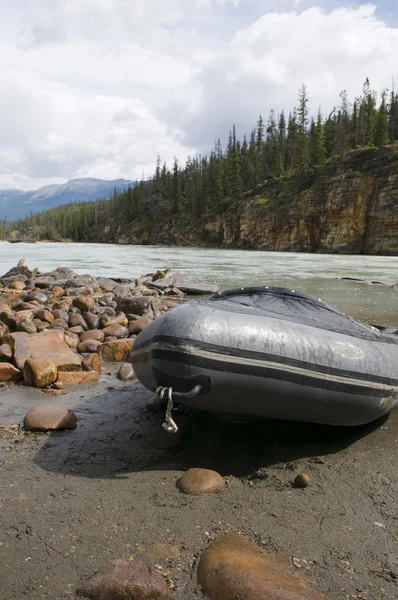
<box><xmin>14</xmin><ymin>79</ymin><xmax>398</xmax><ymax>242</ymax></box>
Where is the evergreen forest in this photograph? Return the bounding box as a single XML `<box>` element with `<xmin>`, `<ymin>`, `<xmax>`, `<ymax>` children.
<box><xmin>11</xmin><ymin>79</ymin><xmax>398</xmax><ymax>243</ymax></box>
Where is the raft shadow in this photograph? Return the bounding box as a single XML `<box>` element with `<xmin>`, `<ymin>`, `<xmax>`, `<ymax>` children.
<box><xmin>33</xmin><ymin>383</ymin><xmax>389</xmax><ymax>479</ymax></box>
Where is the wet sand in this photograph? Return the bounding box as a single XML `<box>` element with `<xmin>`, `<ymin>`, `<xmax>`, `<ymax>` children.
<box><xmin>0</xmin><ymin>368</ymin><xmax>397</xmax><ymax>600</ymax></box>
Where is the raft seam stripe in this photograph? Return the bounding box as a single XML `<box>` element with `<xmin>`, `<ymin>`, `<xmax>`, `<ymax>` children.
<box><xmin>133</xmin><ymin>343</ymin><xmax>398</xmax><ymax>392</ymax></box>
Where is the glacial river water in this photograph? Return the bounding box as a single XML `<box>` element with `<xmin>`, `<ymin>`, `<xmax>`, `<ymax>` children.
<box><xmin>1</xmin><ymin>242</ymin><xmax>398</xmax><ymax>325</ymax></box>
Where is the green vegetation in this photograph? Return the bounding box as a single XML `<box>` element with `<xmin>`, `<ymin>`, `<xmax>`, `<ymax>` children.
<box><xmin>0</xmin><ymin>218</ymin><xmax>11</xmax><ymax>240</ymax></box>
<box><xmin>14</xmin><ymin>79</ymin><xmax>398</xmax><ymax>242</ymax></box>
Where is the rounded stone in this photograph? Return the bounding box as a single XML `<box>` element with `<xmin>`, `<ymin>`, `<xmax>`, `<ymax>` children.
<box><xmin>176</xmin><ymin>468</ymin><xmax>226</xmax><ymax>495</ymax></box>
<box><xmin>78</xmin><ymin>339</ymin><xmax>102</xmax><ymax>353</ymax></box>
<box><xmin>73</xmin><ymin>295</ymin><xmax>95</xmax><ymax>312</ymax></box>
<box><xmin>10</xmin><ymin>281</ymin><xmax>26</xmax><ymax>290</ymax></box>
<box><xmin>294</xmin><ymin>473</ymin><xmax>311</xmax><ymax>488</ymax></box>
<box><xmin>16</xmin><ymin>316</ymin><xmax>37</xmax><ymax>334</ymax></box>
<box><xmin>36</xmin><ymin>309</ymin><xmax>55</xmax><ymax>324</ymax></box>
<box><xmin>197</xmin><ymin>534</ymin><xmax>327</xmax><ymax>600</ymax></box>
<box><xmin>68</xmin><ymin>313</ymin><xmax>88</xmax><ymax>330</ymax></box>
<box><xmin>102</xmin><ymin>324</ymin><xmax>129</xmax><ymax>339</ymax></box>
<box><xmin>128</xmin><ymin>316</ymin><xmax>152</xmax><ymax>334</ymax></box>
<box><xmin>50</xmin><ymin>318</ymin><xmax>69</xmax><ymax>330</ymax></box>
<box><xmin>85</xmin><ymin>312</ymin><xmax>100</xmax><ymax>330</ymax></box>
<box><xmin>52</xmin><ymin>309</ymin><xmax>69</xmax><ymax>321</ymax></box>
<box><xmin>80</xmin><ymin>329</ymin><xmax>105</xmax><ymax>342</ymax></box>
<box><xmin>117</xmin><ymin>362</ymin><xmax>136</xmax><ymax>382</ymax></box>
<box><xmin>24</xmin><ymin>404</ymin><xmax>77</xmax><ymax>431</ymax></box>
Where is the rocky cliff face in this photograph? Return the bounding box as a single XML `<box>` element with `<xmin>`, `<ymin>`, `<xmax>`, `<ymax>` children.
<box><xmin>104</xmin><ymin>145</ymin><xmax>398</xmax><ymax>255</ymax></box>
<box><xmin>201</xmin><ymin>146</ymin><xmax>398</xmax><ymax>254</ymax></box>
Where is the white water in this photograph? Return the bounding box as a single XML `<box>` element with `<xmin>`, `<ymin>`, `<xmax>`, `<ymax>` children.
<box><xmin>1</xmin><ymin>242</ymin><xmax>398</xmax><ymax>325</ymax></box>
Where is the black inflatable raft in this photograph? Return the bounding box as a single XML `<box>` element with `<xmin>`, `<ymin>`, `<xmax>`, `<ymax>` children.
<box><xmin>130</xmin><ymin>287</ymin><xmax>398</xmax><ymax>426</ymax></box>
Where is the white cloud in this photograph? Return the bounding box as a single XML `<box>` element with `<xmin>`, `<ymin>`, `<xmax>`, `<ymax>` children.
<box><xmin>0</xmin><ymin>1</ymin><xmax>397</xmax><ymax>190</ymax></box>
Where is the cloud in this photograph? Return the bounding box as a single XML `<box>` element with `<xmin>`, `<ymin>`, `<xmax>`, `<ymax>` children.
<box><xmin>0</xmin><ymin>2</ymin><xmax>397</xmax><ymax>190</ymax></box>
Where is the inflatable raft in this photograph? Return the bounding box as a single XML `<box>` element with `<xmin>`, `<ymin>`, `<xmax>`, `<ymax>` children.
<box><xmin>130</xmin><ymin>287</ymin><xmax>398</xmax><ymax>426</ymax></box>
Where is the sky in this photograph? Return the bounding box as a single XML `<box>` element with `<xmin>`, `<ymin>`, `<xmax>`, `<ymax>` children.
<box><xmin>0</xmin><ymin>1</ymin><xmax>398</xmax><ymax>190</ymax></box>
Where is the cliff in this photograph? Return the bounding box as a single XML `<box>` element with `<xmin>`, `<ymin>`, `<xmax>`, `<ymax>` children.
<box><xmin>87</xmin><ymin>145</ymin><xmax>398</xmax><ymax>254</ymax></box>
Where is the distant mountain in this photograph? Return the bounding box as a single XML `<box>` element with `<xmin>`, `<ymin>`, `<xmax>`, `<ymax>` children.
<box><xmin>0</xmin><ymin>178</ymin><xmax>133</xmax><ymax>221</ymax></box>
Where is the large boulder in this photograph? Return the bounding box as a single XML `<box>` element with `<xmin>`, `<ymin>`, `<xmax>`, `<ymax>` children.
<box><xmin>10</xmin><ymin>330</ymin><xmax>82</xmax><ymax>371</ymax></box>
<box><xmin>0</xmin><ymin>362</ymin><xmax>21</xmax><ymax>382</ymax></box>
<box><xmin>76</xmin><ymin>559</ymin><xmax>171</xmax><ymax>600</ymax></box>
<box><xmin>24</xmin><ymin>404</ymin><xmax>77</xmax><ymax>431</ymax></box>
<box><xmin>23</xmin><ymin>358</ymin><xmax>57</xmax><ymax>388</ymax></box>
<box><xmin>197</xmin><ymin>534</ymin><xmax>328</xmax><ymax>600</ymax></box>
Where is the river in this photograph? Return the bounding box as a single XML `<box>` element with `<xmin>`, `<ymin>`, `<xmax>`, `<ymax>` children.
<box><xmin>1</xmin><ymin>242</ymin><xmax>398</xmax><ymax>325</ymax></box>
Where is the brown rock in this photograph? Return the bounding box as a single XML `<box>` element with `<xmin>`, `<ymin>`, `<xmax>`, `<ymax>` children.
<box><xmin>117</xmin><ymin>296</ymin><xmax>154</xmax><ymax>317</ymax></box>
<box><xmin>52</xmin><ymin>308</ymin><xmax>69</xmax><ymax>321</ymax></box>
<box><xmin>24</xmin><ymin>404</ymin><xmax>77</xmax><ymax>431</ymax></box>
<box><xmin>34</xmin><ymin>279</ymin><xmax>51</xmax><ymax>289</ymax></box>
<box><xmin>98</xmin><ymin>339</ymin><xmax>134</xmax><ymax>362</ymax></box>
<box><xmin>78</xmin><ymin>340</ymin><xmax>102</xmax><ymax>353</ymax></box>
<box><xmin>50</xmin><ymin>318</ymin><xmax>69</xmax><ymax>330</ymax></box>
<box><xmin>36</xmin><ymin>321</ymin><xmax>51</xmax><ymax>332</ymax></box>
<box><xmin>1</xmin><ymin>314</ymin><xmax>17</xmax><ymax>331</ymax></box>
<box><xmin>85</xmin><ymin>312</ymin><xmax>100</xmax><ymax>330</ymax></box>
<box><xmin>0</xmin><ymin>362</ymin><xmax>21</xmax><ymax>382</ymax></box>
<box><xmin>294</xmin><ymin>473</ymin><xmax>311</xmax><ymax>488</ymax></box>
<box><xmin>68</xmin><ymin>313</ymin><xmax>88</xmax><ymax>330</ymax></box>
<box><xmin>15</xmin><ymin>309</ymin><xmax>34</xmax><ymax>321</ymax></box>
<box><xmin>117</xmin><ymin>362</ymin><xmax>136</xmax><ymax>381</ymax></box>
<box><xmin>64</xmin><ymin>332</ymin><xmax>80</xmax><ymax>349</ymax></box>
<box><xmin>51</xmin><ymin>285</ymin><xmax>65</xmax><ymax>296</ymax></box>
<box><xmin>11</xmin><ymin>330</ymin><xmax>82</xmax><ymax>371</ymax></box>
<box><xmin>36</xmin><ymin>309</ymin><xmax>55</xmax><ymax>323</ymax></box>
<box><xmin>104</xmin><ymin>336</ymin><xmax>118</xmax><ymax>342</ymax></box>
<box><xmin>73</xmin><ymin>295</ymin><xmax>95</xmax><ymax>312</ymax></box>
<box><xmin>102</xmin><ymin>324</ymin><xmax>129</xmax><ymax>338</ymax></box>
<box><xmin>57</xmin><ymin>371</ymin><xmax>99</xmax><ymax>385</ymax></box>
<box><xmin>17</xmin><ymin>316</ymin><xmax>37</xmax><ymax>334</ymax></box>
<box><xmin>23</xmin><ymin>358</ymin><xmax>57</xmax><ymax>388</ymax></box>
<box><xmin>197</xmin><ymin>534</ymin><xmax>328</xmax><ymax>600</ymax></box>
<box><xmin>0</xmin><ymin>320</ymin><xmax>10</xmax><ymax>339</ymax></box>
<box><xmin>106</xmin><ymin>313</ymin><xmax>128</xmax><ymax>327</ymax></box>
<box><xmin>68</xmin><ymin>325</ymin><xmax>85</xmax><ymax>335</ymax></box>
<box><xmin>10</xmin><ymin>281</ymin><xmax>26</xmax><ymax>290</ymax></box>
<box><xmin>23</xmin><ymin>291</ymin><xmax>48</xmax><ymax>304</ymax></box>
<box><xmin>152</xmin><ymin>270</ymin><xmax>166</xmax><ymax>281</ymax></box>
<box><xmin>176</xmin><ymin>468</ymin><xmax>226</xmax><ymax>495</ymax></box>
<box><xmin>81</xmin><ymin>353</ymin><xmax>102</xmax><ymax>374</ymax></box>
<box><xmin>0</xmin><ymin>343</ymin><xmax>13</xmax><ymax>361</ymax></box>
<box><xmin>77</xmin><ymin>558</ymin><xmax>171</xmax><ymax>600</ymax></box>
<box><xmin>80</xmin><ymin>329</ymin><xmax>105</xmax><ymax>342</ymax></box>
<box><xmin>128</xmin><ymin>316</ymin><xmax>152</xmax><ymax>334</ymax></box>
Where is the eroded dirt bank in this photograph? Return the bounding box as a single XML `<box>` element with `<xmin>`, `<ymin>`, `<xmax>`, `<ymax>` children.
<box><xmin>0</xmin><ymin>367</ymin><xmax>397</xmax><ymax>600</ymax></box>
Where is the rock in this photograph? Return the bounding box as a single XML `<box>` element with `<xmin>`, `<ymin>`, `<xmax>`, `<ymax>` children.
<box><xmin>34</xmin><ymin>279</ymin><xmax>51</xmax><ymax>289</ymax></box>
<box><xmin>64</xmin><ymin>332</ymin><xmax>80</xmax><ymax>349</ymax></box>
<box><xmin>36</xmin><ymin>309</ymin><xmax>55</xmax><ymax>323</ymax></box>
<box><xmin>104</xmin><ymin>336</ymin><xmax>118</xmax><ymax>342</ymax></box>
<box><xmin>17</xmin><ymin>316</ymin><xmax>37</xmax><ymax>334</ymax></box>
<box><xmin>23</xmin><ymin>291</ymin><xmax>48</xmax><ymax>304</ymax></box>
<box><xmin>76</xmin><ymin>559</ymin><xmax>171</xmax><ymax>600</ymax></box>
<box><xmin>11</xmin><ymin>330</ymin><xmax>82</xmax><ymax>371</ymax></box>
<box><xmin>52</xmin><ymin>309</ymin><xmax>69</xmax><ymax>321</ymax></box>
<box><xmin>24</xmin><ymin>404</ymin><xmax>77</xmax><ymax>431</ymax></box>
<box><xmin>51</xmin><ymin>285</ymin><xmax>65</xmax><ymax>296</ymax></box>
<box><xmin>128</xmin><ymin>316</ymin><xmax>152</xmax><ymax>334</ymax></box>
<box><xmin>80</xmin><ymin>329</ymin><xmax>105</xmax><ymax>342</ymax></box>
<box><xmin>152</xmin><ymin>270</ymin><xmax>166</xmax><ymax>281</ymax></box>
<box><xmin>68</xmin><ymin>325</ymin><xmax>86</xmax><ymax>335</ymax></box>
<box><xmin>50</xmin><ymin>318</ymin><xmax>69</xmax><ymax>330</ymax></box>
<box><xmin>0</xmin><ymin>343</ymin><xmax>13</xmax><ymax>361</ymax></box>
<box><xmin>176</xmin><ymin>468</ymin><xmax>226</xmax><ymax>495</ymax></box>
<box><xmin>23</xmin><ymin>358</ymin><xmax>57</xmax><ymax>388</ymax></box>
<box><xmin>84</xmin><ymin>312</ymin><xmax>99</xmax><ymax>330</ymax></box>
<box><xmin>0</xmin><ymin>320</ymin><xmax>10</xmax><ymax>339</ymax></box>
<box><xmin>68</xmin><ymin>313</ymin><xmax>88</xmax><ymax>330</ymax></box>
<box><xmin>102</xmin><ymin>324</ymin><xmax>129</xmax><ymax>338</ymax></box>
<box><xmin>197</xmin><ymin>534</ymin><xmax>328</xmax><ymax>600</ymax></box>
<box><xmin>98</xmin><ymin>339</ymin><xmax>134</xmax><ymax>362</ymax></box>
<box><xmin>106</xmin><ymin>313</ymin><xmax>128</xmax><ymax>327</ymax></box>
<box><xmin>116</xmin><ymin>296</ymin><xmax>154</xmax><ymax>317</ymax></box>
<box><xmin>0</xmin><ymin>362</ymin><xmax>21</xmax><ymax>382</ymax></box>
<box><xmin>10</xmin><ymin>281</ymin><xmax>26</xmax><ymax>290</ymax></box>
<box><xmin>36</xmin><ymin>321</ymin><xmax>51</xmax><ymax>332</ymax></box>
<box><xmin>14</xmin><ymin>309</ymin><xmax>34</xmax><ymax>321</ymax></box>
<box><xmin>118</xmin><ymin>363</ymin><xmax>136</xmax><ymax>381</ymax></box>
<box><xmin>294</xmin><ymin>473</ymin><xmax>311</xmax><ymax>488</ymax></box>
<box><xmin>57</xmin><ymin>371</ymin><xmax>99</xmax><ymax>385</ymax></box>
<box><xmin>81</xmin><ymin>353</ymin><xmax>102</xmax><ymax>375</ymax></box>
<box><xmin>73</xmin><ymin>295</ymin><xmax>95</xmax><ymax>312</ymax></box>
<box><xmin>78</xmin><ymin>340</ymin><xmax>102</xmax><ymax>353</ymax></box>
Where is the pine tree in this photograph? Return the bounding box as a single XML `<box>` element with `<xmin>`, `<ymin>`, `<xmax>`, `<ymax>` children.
<box><xmin>375</xmin><ymin>90</ymin><xmax>389</xmax><ymax>146</ymax></box>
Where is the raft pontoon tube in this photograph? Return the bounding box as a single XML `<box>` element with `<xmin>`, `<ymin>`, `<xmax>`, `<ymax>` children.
<box><xmin>130</xmin><ymin>287</ymin><xmax>398</xmax><ymax>426</ymax></box>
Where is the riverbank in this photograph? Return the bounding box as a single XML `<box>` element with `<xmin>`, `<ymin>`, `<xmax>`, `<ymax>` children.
<box><xmin>1</xmin><ymin>371</ymin><xmax>397</xmax><ymax>600</ymax></box>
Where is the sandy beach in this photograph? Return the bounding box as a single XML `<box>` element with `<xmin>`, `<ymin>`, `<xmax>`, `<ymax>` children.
<box><xmin>1</xmin><ymin>364</ymin><xmax>397</xmax><ymax>600</ymax></box>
